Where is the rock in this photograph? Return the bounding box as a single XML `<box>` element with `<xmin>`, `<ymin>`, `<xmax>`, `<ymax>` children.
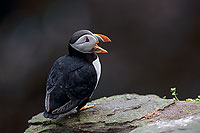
<box><xmin>130</xmin><ymin>101</ymin><xmax>200</xmax><ymax>133</ymax></box>
<box><xmin>131</xmin><ymin>115</ymin><xmax>200</xmax><ymax>133</ymax></box>
<box><xmin>25</xmin><ymin>94</ymin><xmax>200</xmax><ymax>133</ymax></box>
<box><xmin>25</xmin><ymin>94</ymin><xmax>174</xmax><ymax>132</ymax></box>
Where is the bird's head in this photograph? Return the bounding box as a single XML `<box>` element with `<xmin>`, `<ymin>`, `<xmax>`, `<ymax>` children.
<box><xmin>69</xmin><ymin>30</ymin><xmax>111</xmax><ymax>53</ymax></box>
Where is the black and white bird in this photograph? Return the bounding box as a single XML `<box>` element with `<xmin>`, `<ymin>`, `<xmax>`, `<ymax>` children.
<box><xmin>43</xmin><ymin>30</ymin><xmax>111</xmax><ymax>119</ymax></box>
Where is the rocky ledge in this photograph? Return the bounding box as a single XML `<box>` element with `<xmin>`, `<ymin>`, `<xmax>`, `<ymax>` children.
<box><xmin>25</xmin><ymin>94</ymin><xmax>200</xmax><ymax>133</ymax></box>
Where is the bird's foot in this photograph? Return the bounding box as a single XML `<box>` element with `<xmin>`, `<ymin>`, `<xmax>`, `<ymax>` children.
<box><xmin>79</xmin><ymin>104</ymin><xmax>95</xmax><ymax>111</ymax></box>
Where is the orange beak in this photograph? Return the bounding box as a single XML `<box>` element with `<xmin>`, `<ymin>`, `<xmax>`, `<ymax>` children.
<box><xmin>94</xmin><ymin>34</ymin><xmax>111</xmax><ymax>53</ymax></box>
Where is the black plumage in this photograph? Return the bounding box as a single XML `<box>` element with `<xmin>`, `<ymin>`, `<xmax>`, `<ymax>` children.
<box><xmin>44</xmin><ymin>46</ymin><xmax>97</xmax><ymax>118</ymax></box>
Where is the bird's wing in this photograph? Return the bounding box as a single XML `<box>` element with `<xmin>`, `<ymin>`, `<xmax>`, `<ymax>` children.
<box><xmin>45</xmin><ymin>56</ymin><xmax>97</xmax><ymax>115</ymax></box>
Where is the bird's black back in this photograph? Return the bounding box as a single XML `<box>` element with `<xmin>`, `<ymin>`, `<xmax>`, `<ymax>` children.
<box><xmin>45</xmin><ymin>52</ymin><xmax>97</xmax><ymax>114</ymax></box>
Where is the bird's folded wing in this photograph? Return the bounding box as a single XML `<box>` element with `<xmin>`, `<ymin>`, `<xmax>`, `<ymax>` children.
<box><xmin>45</xmin><ymin>57</ymin><xmax>97</xmax><ymax>113</ymax></box>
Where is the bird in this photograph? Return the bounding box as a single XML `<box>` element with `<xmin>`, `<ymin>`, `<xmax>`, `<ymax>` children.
<box><xmin>43</xmin><ymin>30</ymin><xmax>111</xmax><ymax>119</ymax></box>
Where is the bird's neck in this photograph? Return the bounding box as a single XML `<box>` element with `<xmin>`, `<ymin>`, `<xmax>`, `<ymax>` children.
<box><xmin>68</xmin><ymin>44</ymin><xmax>97</xmax><ymax>63</ymax></box>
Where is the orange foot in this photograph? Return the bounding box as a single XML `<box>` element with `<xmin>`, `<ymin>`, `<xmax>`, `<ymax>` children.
<box><xmin>79</xmin><ymin>104</ymin><xmax>95</xmax><ymax>111</ymax></box>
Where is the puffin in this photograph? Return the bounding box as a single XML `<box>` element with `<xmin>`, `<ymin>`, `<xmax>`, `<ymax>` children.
<box><xmin>43</xmin><ymin>30</ymin><xmax>111</xmax><ymax>119</ymax></box>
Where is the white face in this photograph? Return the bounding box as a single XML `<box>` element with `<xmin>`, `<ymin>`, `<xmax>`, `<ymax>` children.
<box><xmin>70</xmin><ymin>34</ymin><xmax>98</xmax><ymax>53</ymax></box>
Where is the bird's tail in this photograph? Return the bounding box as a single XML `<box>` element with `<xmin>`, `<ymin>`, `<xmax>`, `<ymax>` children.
<box><xmin>43</xmin><ymin>111</ymin><xmax>59</xmax><ymax>119</ymax></box>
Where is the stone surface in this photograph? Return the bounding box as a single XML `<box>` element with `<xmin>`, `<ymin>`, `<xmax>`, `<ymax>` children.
<box><xmin>25</xmin><ymin>94</ymin><xmax>200</xmax><ymax>133</ymax></box>
<box><xmin>25</xmin><ymin>94</ymin><xmax>174</xmax><ymax>132</ymax></box>
<box><xmin>132</xmin><ymin>115</ymin><xmax>200</xmax><ymax>133</ymax></box>
<box><xmin>130</xmin><ymin>101</ymin><xmax>200</xmax><ymax>133</ymax></box>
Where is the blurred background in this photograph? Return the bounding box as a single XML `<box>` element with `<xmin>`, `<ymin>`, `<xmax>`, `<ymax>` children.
<box><xmin>0</xmin><ymin>0</ymin><xmax>200</xmax><ymax>132</ymax></box>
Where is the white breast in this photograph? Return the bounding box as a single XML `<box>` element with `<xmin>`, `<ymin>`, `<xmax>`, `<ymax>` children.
<box><xmin>92</xmin><ymin>56</ymin><xmax>101</xmax><ymax>88</ymax></box>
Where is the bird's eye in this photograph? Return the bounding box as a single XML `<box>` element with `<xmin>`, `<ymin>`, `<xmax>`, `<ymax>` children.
<box><xmin>85</xmin><ymin>37</ymin><xmax>89</xmax><ymax>42</ymax></box>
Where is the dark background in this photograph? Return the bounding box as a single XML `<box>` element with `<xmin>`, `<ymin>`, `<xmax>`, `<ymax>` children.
<box><xmin>0</xmin><ymin>0</ymin><xmax>200</xmax><ymax>132</ymax></box>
